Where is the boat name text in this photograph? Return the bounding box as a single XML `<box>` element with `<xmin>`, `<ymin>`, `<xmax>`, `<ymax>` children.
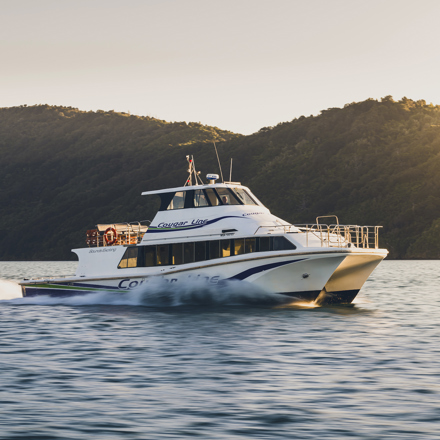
<box><xmin>118</xmin><ymin>275</ymin><xmax>220</xmax><ymax>289</ymax></box>
<box><xmin>241</xmin><ymin>212</ymin><xmax>264</xmax><ymax>216</ymax></box>
<box><xmin>88</xmin><ymin>248</ymin><xmax>118</xmax><ymax>253</ymax></box>
<box><xmin>157</xmin><ymin>218</ymin><xmax>208</xmax><ymax>228</ymax></box>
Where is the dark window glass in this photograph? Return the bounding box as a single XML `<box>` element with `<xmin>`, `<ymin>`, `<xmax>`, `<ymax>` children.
<box><xmin>167</xmin><ymin>191</ymin><xmax>186</xmax><ymax>210</ymax></box>
<box><xmin>159</xmin><ymin>193</ymin><xmax>174</xmax><ymax>211</ymax></box>
<box><xmin>184</xmin><ymin>242</ymin><xmax>195</xmax><ymax>264</ymax></box>
<box><xmin>195</xmin><ymin>241</ymin><xmax>206</xmax><ymax>262</ymax></box>
<box><xmin>208</xmin><ymin>240</ymin><xmax>220</xmax><ymax>259</ymax></box>
<box><xmin>205</xmin><ymin>188</ymin><xmax>221</xmax><ymax>206</ymax></box>
<box><xmin>122</xmin><ymin>246</ymin><xmax>155</xmax><ymax>268</ymax></box>
<box><xmin>118</xmin><ymin>250</ymin><xmax>128</xmax><ymax>269</ymax></box>
<box><xmin>194</xmin><ymin>190</ymin><xmax>210</xmax><ymax>207</ymax></box>
<box><xmin>273</xmin><ymin>236</ymin><xmax>296</xmax><ymax>250</ymax></box>
<box><xmin>233</xmin><ymin>188</ymin><xmax>258</xmax><ymax>205</ymax></box>
<box><xmin>143</xmin><ymin>246</ymin><xmax>156</xmax><ymax>267</ymax></box>
<box><xmin>118</xmin><ymin>247</ymin><xmax>139</xmax><ymax>269</ymax></box>
<box><xmin>171</xmin><ymin>243</ymin><xmax>184</xmax><ymax>265</ymax></box>
<box><xmin>234</xmin><ymin>238</ymin><xmax>245</xmax><ymax>255</ymax></box>
<box><xmin>244</xmin><ymin>238</ymin><xmax>256</xmax><ymax>253</ymax></box>
<box><xmin>184</xmin><ymin>190</ymin><xmax>195</xmax><ymax>209</ymax></box>
<box><xmin>259</xmin><ymin>237</ymin><xmax>271</xmax><ymax>252</ymax></box>
<box><xmin>157</xmin><ymin>244</ymin><xmax>170</xmax><ymax>265</ymax></box>
<box><xmin>216</xmin><ymin>188</ymin><xmax>241</xmax><ymax>205</ymax></box>
<box><xmin>126</xmin><ymin>247</ymin><xmax>138</xmax><ymax>267</ymax></box>
<box><xmin>221</xmin><ymin>240</ymin><xmax>232</xmax><ymax>257</ymax></box>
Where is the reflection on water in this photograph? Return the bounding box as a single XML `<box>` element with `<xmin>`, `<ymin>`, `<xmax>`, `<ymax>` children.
<box><xmin>0</xmin><ymin>260</ymin><xmax>439</xmax><ymax>439</ymax></box>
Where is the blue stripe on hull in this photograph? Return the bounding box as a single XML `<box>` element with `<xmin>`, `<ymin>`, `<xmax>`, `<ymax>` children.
<box><xmin>23</xmin><ymin>287</ymin><xmax>125</xmax><ymax>298</ymax></box>
<box><xmin>228</xmin><ymin>259</ymin><xmax>306</xmax><ymax>281</ymax></box>
<box><xmin>24</xmin><ymin>288</ymin><xmax>91</xmax><ymax>298</ymax></box>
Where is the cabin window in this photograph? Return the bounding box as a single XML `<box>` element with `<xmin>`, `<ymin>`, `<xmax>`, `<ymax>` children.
<box><xmin>272</xmin><ymin>236</ymin><xmax>296</xmax><ymax>250</ymax></box>
<box><xmin>221</xmin><ymin>240</ymin><xmax>232</xmax><ymax>257</ymax></box>
<box><xmin>233</xmin><ymin>188</ymin><xmax>258</xmax><ymax>205</ymax></box>
<box><xmin>215</xmin><ymin>188</ymin><xmax>241</xmax><ymax>205</ymax></box>
<box><xmin>171</xmin><ymin>243</ymin><xmax>184</xmax><ymax>265</ymax></box>
<box><xmin>157</xmin><ymin>244</ymin><xmax>170</xmax><ymax>265</ymax></box>
<box><xmin>167</xmin><ymin>191</ymin><xmax>186</xmax><ymax>210</ymax></box>
<box><xmin>258</xmin><ymin>237</ymin><xmax>271</xmax><ymax>252</ymax></box>
<box><xmin>244</xmin><ymin>238</ymin><xmax>256</xmax><ymax>253</ymax></box>
<box><xmin>257</xmin><ymin>236</ymin><xmax>296</xmax><ymax>252</ymax></box>
<box><xmin>120</xmin><ymin>236</ymin><xmax>296</xmax><ymax>269</ymax></box>
<box><xmin>195</xmin><ymin>241</ymin><xmax>206</xmax><ymax>262</ymax></box>
<box><xmin>205</xmin><ymin>188</ymin><xmax>221</xmax><ymax>206</ymax></box>
<box><xmin>194</xmin><ymin>189</ymin><xmax>210</xmax><ymax>207</ymax></box>
<box><xmin>208</xmin><ymin>240</ymin><xmax>220</xmax><ymax>259</ymax></box>
<box><xmin>184</xmin><ymin>242</ymin><xmax>195</xmax><ymax>264</ymax></box>
<box><xmin>118</xmin><ymin>247</ymin><xmax>139</xmax><ymax>269</ymax></box>
<box><xmin>142</xmin><ymin>246</ymin><xmax>156</xmax><ymax>267</ymax></box>
<box><xmin>234</xmin><ymin>238</ymin><xmax>245</xmax><ymax>255</ymax></box>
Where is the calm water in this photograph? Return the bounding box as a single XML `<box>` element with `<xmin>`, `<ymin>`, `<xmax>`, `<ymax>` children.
<box><xmin>0</xmin><ymin>260</ymin><xmax>439</xmax><ymax>439</ymax></box>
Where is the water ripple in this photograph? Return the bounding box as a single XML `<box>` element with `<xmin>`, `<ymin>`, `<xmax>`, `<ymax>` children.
<box><xmin>0</xmin><ymin>261</ymin><xmax>439</xmax><ymax>439</ymax></box>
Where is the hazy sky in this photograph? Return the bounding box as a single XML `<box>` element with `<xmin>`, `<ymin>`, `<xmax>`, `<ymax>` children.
<box><xmin>1</xmin><ymin>0</ymin><xmax>439</xmax><ymax>134</ymax></box>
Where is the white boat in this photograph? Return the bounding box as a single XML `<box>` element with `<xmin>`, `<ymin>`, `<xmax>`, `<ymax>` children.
<box><xmin>20</xmin><ymin>157</ymin><xmax>388</xmax><ymax>304</ymax></box>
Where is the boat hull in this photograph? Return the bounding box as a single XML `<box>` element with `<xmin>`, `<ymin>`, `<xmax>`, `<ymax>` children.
<box><xmin>20</xmin><ymin>250</ymin><xmax>386</xmax><ymax>305</ymax></box>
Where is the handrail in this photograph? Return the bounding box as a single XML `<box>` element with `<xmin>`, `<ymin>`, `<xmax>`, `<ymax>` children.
<box><xmin>87</xmin><ymin>220</ymin><xmax>151</xmax><ymax>247</ymax></box>
<box><xmin>87</xmin><ymin>221</ymin><xmax>382</xmax><ymax>249</ymax></box>
<box><xmin>316</xmin><ymin>215</ymin><xmax>339</xmax><ymax>225</ymax></box>
<box><xmin>254</xmin><ymin>224</ymin><xmax>382</xmax><ymax>249</ymax></box>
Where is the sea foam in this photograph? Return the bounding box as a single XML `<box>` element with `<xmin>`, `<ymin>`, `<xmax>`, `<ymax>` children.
<box><xmin>0</xmin><ymin>278</ymin><xmax>298</xmax><ymax>307</ymax></box>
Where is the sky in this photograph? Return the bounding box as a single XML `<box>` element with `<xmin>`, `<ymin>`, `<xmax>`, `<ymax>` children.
<box><xmin>1</xmin><ymin>0</ymin><xmax>440</xmax><ymax>134</ymax></box>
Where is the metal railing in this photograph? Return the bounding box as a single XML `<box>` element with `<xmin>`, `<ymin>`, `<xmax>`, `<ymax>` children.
<box><xmin>254</xmin><ymin>222</ymin><xmax>382</xmax><ymax>249</ymax></box>
<box><xmin>86</xmin><ymin>221</ymin><xmax>150</xmax><ymax>247</ymax></box>
<box><xmin>295</xmin><ymin>224</ymin><xmax>382</xmax><ymax>249</ymax></box>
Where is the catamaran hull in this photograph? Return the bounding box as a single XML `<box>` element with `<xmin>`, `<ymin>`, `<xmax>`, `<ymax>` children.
<box><xmin>20</xmin><ymin>251</ymin><xmax>385</xmax><ymax>304</ymax></box>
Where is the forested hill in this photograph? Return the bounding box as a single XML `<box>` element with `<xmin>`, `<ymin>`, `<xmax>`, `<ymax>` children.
<box><xmin>214</xmin><ymin>96</ymin><xmax>440</xmax><ymax>259</ymax></box>
<box><xmin>0</xmin><ymin>105</ymin><xmax>241</xmax><ymax>260</ymax></box>
<box><xmin>1</xmin><ymin>97</ymin><xmax>440</xmax><ymax>260</ymax></box>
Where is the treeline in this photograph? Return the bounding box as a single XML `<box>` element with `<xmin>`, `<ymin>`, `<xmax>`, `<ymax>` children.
<box><xmin>217</xmin><ymin>96</ymin><xmax>440</xmax><ymax>259</ymax></box>
<box><xmin>0</xmin><ymin>97</ymin><xmax>439</xmax><ymax>260</ymax></box>
<box><xmin>0</xmin><ymin>105</ymin><xmax>241</xmax><ymax>259</ymax></box>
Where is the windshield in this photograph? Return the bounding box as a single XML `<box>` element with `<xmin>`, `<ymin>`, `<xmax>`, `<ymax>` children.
<box><xmin>215</xmin><ymin>188</ymin><xmax>241</xmax><ymax>205</ymax></box>
<box><xmin>232</xmin><ymin>188</ymin><xmax>258</xmax><ymax>205</ymax></box>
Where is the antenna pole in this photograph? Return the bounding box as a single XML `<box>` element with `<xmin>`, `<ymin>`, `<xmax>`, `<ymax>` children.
<box><xmin>213</xmin><ymin>142</ymin><xmax>224</xmax><ymax>183</ymax></box>
<box><xmin>185</xmin><ymin>155</ymin><xmax>203</xmax><ymax>186</ymax></box>
<box><xmin>229</xmin><ymin>158</ymin><xmax>233</xmax><ymax>182</ymax></box>
<box><xmin>191</xmin><ymin>155</ymin><xmax>203</xmax><ymax>186</ymax></box>
<box><xmin>185</xmin><ymin>155</ymin><xmax>192</xmax><ymax>186</ymax></box>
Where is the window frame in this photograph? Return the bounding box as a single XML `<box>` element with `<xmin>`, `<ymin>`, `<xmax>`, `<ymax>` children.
<box><xmin>118</xmin><ymin>236</ymin><xmax>296</xmax><ymax>269</ymax></box>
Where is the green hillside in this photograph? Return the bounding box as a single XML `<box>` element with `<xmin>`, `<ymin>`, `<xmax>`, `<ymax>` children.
<box><xmin>0</xmin><ymin>105</ymin><xmax>241</xmax><ymax>259</ymax></box>
<box><xmin>1</xmin><ymin>97</ymin><xmax>440</xmax><ymax>260</ymax></box>
<box><xmin>215</xmin><ymin>96</ymin><xmax>440</xmax><ymax>259</ymax></box>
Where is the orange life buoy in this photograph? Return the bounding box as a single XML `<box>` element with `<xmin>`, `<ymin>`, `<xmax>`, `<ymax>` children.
<box><xmin>104</xmin><ymin>227</ymin><xmax>118</xmax><ymax>245</ymax></box>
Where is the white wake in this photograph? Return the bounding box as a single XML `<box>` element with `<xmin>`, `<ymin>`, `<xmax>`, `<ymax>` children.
<box><xmin>0</xmin><ymin>278</ymin><xmax>297</xmax><ymax>307</ymax></box>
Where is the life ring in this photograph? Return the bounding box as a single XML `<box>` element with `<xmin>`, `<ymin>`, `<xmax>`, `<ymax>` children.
<box><xmin>104</xmin><ymin>227</ymin><xmax>118</xmax><ymax>245</ymax></box>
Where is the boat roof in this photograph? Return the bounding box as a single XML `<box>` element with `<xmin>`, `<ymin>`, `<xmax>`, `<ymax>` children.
<box><xmin>141</xmin><ymin>182</ymin><xmax>247</xmax><ymax>196</ymax></box>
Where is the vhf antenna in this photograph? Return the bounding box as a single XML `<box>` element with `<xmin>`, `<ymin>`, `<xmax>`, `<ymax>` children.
<box><xmin>213</xmin><ymin>142</ymin><xmax>224</xmax><ymax>183</ymax></box>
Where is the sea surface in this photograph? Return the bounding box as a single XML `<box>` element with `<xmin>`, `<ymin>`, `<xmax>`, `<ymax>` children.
<box><xmin>0</xmin><ymin>260</ymin><xmax>439</xmax><ymax>439</ymax></box>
